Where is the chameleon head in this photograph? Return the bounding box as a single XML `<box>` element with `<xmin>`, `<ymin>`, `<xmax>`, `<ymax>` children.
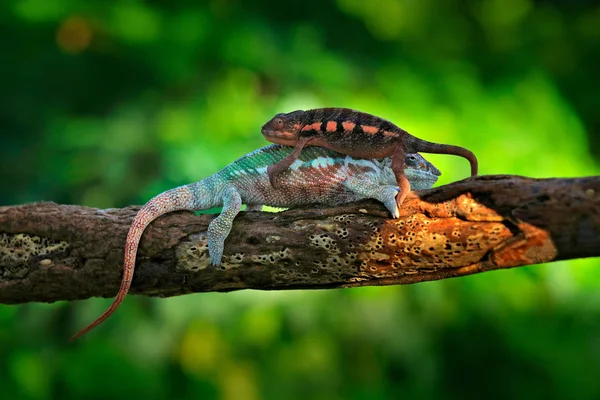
<box><xmin>405</xmin><ymin>153</ymin><xmax>442</xmax><ymax>177</ymax></box>
<box><xmin>379</xmin><ymin>153</ymin><xmax>441</xmax><ymax>190</ymax></box>
<box><xmin>403</xmin><ymin>153</ymin><xmax>442</xmax><ymax>190</ymax></box>
<box><xmin>261</xmin><ymin>110</ymin><xmax>306</xmax><ymax>145</ymax></box>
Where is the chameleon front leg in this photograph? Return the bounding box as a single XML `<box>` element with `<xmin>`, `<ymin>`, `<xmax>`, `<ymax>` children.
<box><xmin>207</xmin><ymin>186</ymin><xmax>242</xmax><ymax>265</ymax></box>
<box><xmin>344</xmin><ymin>177</ymin><xmax>402</xmax><ymax>219</ymax></box>
<box><xmin>391</xmin><ymin>144</ymin><xmax>411</xmax><ymax>208</ymax></box>
<box><xmin>267</xmin><ymin>136</ymin><xmax>314</xmax><ymax>187</ymax></box>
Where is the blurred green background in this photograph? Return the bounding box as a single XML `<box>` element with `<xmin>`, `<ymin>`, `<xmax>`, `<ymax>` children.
<box><xmin>1</xmin><ymin>0</ymin><xmax>600</xmax><ymax>399</ymax></box>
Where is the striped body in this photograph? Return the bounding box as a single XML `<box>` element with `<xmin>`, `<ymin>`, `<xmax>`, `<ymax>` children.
<box><xmin>262</xmin><ymin>108</ymin><xmax>406</xmax><ymax>158</ymax></box>
<box><xmin>69</xmin><ymin>144</ymin><xmax>440</xmax><ymax>341</ymax></box>
<box><xmin>261</xmin><ymin>107</ymin><xmax>478</xmax><ymax>166</ymax></box>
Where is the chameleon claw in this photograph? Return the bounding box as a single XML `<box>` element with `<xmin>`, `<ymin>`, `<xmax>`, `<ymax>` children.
<box><xmin>395</xmin><ymin>195</ymin><xmax>405</xmax><ymax>210</ymax></box>
<box><xmin>208</xmin><ymin>237</ymin><xmax>225</xmax><ymax>266</ymax></box>
<box><xmin>390</xmin><ymin>203</ymin><xmax>400</xmax><ymax>219</ymax></box>
<box><xmin>395</xmin><ymin>181</ymin><xmax>410</xmax><ymax>210</ymax></box>
<box><xmin>383</xmin><ymin>188</ymin><xmax>401</xmax><ymax>219</ymax></box>
<box><xmin>209</xmin><ymin>249</ymin><xmax>223</xmax><ymax>266</ymax></box>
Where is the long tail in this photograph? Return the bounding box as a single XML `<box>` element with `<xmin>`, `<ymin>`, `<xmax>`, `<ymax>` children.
<box><xmin>69</xmin><ymin>182</ymin><xmax>209</xmax><ymax>341</ymax></box>
<box><xmin>407</xmin><ymin>136</ymin><xmax>479</xmax><ymax>176</ymax></box>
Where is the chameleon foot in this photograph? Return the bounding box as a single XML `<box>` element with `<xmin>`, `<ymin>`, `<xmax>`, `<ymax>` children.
<box><xmin>207</xmin><ymin>187</ymin><xmax>242</xmax><ymax>265</ymax></box>
<box><xmin>382</xmin><ymin>187</ymin><xmax>401</xmax><ymax>219</ymax></box>
<box><xmin>344</xmin><ymin>177</ymin><xmax>401</xmax><ymax>219</ymax></box>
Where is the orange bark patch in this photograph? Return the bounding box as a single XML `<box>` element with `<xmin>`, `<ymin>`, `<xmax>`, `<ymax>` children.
<box><xmin>326</xmin><ymin>121</ymin><xmax>337</xmax><ymax>132</ymax></box>
<box><xmin>362</xmin><ymin>125</ymin><xmax>379</xmax><ymax>135</ymax></box>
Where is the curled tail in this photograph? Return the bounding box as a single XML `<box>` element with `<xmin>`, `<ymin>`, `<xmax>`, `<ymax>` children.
<box><xmin>69</xmin><ymin>182</ymin><xmax>210</xmax><ymax>341</ymax></box>
<box><xmin>407</xmin><ymin>136</ymin><xmax>479</xmax><ymax>176</ymax></box>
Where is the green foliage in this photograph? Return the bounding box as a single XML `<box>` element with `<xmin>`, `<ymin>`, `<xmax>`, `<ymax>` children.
<box><xmin>1</xmin><ymin>0</ymin><xmax>599</xmax><ymax>399</ymax></box>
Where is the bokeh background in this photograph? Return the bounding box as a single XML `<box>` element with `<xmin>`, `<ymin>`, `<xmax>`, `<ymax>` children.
<box><xmin>2</xmin><ymin>0</ymin><xmax>600</xmax><ymax>399</ymax></box>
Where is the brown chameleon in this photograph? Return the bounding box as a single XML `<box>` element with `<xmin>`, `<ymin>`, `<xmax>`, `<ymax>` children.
<box><xmin>261</xmin><ymin>107</ymin><xmax>478</xmax><ymax>207</ymax></box>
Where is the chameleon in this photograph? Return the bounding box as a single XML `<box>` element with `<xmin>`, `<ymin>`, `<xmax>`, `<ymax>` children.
<box><xmin>261</xmin><ymin>107</ymin><xmax>478</xmax><ymax>208</ymax></box>
<box><xmin>69</xmin><ymin>144</ymin><xmax>441</xmax><ymax>341</ymax></box>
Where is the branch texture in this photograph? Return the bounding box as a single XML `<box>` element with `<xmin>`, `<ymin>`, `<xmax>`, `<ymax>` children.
<box><xmin>1</xmin><ymin>175</ymin><xmax>599</xmax><ymax>305</ymax></box>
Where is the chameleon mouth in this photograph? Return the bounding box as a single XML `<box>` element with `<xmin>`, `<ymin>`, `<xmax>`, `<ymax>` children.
<box><xmin>426</xmin><ymin>163</ymin><xmax>442</xmax><ymax>176</ymax></box>
<box><xmin>261</xmin><ymin>129</ymin><xmax>298</xmax><ymax>146</ymax></box>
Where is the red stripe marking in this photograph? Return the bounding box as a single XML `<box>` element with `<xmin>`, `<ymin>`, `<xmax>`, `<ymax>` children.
<box><xmin>382</xmin><ymin>130</ymin><xmax>397</xmax><ymax>137</ymax></box>
<box><xmin>362</xmin><ymin>125</ymin><xmax>379</xmax><ymax>135</ymax></box>
<box><xmin>342</xmin><ymin>121</ymin><xmax>355</xmax><ymax>132</ymax></box>
<box><xmin>301</xmin><ymin>122</ymin><xmax>322</xmax><ymax>132</ymax></box>
<box><xmin>326</xmin><ymin>121</ymin><xmax>337</xmax><ymax>132</ymax></box>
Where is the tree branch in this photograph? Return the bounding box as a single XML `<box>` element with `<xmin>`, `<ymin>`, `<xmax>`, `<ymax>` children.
<box><xmin>1</xmin><ymin>175</ymin><xmax>599</xmax><ymax>305</ymax></box>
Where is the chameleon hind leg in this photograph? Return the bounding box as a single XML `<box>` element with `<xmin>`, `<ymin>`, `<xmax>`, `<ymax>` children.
<box><xmin>390</xmin><ymin>144</ymin><xmax>411</xmax><ymax>208</ymax></box>
<box><xmin>207</xmin><ymin>186</ymin><xmax>242</xmax><ymax>265</ymax></box>
<box><xmin>267</xmin><ymin>137</ymin><xmax>314</xmax><ymax>187</ymax></box>
<box><xmin>344</xmin><ymin>177</ymin><xmax>401</xmax><ymax>219</ymax></box>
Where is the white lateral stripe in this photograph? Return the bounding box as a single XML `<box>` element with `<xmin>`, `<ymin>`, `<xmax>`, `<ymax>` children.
<box><xmin>288</xmin><ymin>159</ymin><xmax>305</xmax><ymax>170</ymax></box>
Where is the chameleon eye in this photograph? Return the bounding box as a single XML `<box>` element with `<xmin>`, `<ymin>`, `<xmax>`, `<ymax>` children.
<box><xmin>273</xmin><ymin>118</ymin><xmax>284</xmax><ymax>129</ymax></box>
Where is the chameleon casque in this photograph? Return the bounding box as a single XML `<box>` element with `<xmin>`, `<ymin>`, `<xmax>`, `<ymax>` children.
<box><xmin>69</xmin><ymin>144</ymin><xmax>441</xmax><ymax>341</ymax></box>
<box><xmin>261</xmin><ymin>107</ymin><xmax>477</xmax><ymax>207</ymax></box>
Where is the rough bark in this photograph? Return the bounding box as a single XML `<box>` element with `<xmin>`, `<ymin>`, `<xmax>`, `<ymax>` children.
<box><xmin>0</xmin><ymin>174</ymin><xmax>599</xmax><ymax>305</ymax></box>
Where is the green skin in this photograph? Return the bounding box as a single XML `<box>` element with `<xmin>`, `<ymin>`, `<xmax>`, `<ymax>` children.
<box><xmin>69</xmin><ymin>144</ymin><xmax>441</xmax><ymax>341</ymax></box>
